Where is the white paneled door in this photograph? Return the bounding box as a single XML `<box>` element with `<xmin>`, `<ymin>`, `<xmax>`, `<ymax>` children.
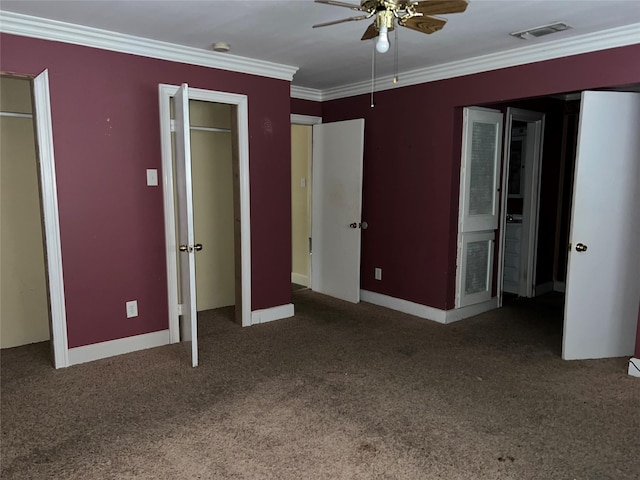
<box><xmin>311</xmin><ymin>119</ymin><xmax>365</xmax><ymax>303</ymax></box>
<box><xmin>173</xmin><ymin>83</ymin><xmax>199</xmax><ymax>367</ymax></box>
<box><xmin>563</xmin><ymin>91</ymin><xmax>640</xmax><ymax>360</ymax></box>
<box><xmin>456</xmin><ymin>107</ymin><xmax>504</xmax><ymax>308</ymax></box>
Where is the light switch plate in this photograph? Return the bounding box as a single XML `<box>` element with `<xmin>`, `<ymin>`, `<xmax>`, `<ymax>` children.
<box><xmin>126</xmin><ymin>300</ymin><xmax>138</xmax><ymax>318</ymax></box>
<box><xmin>146</xmin><ymin>169</ymin><xmax>158</xmax><ymax>186</ymax></box>
<box><xmin>375</xmin><ymin>268</ymin><xmax>382</xmax><ymax>280</ymax></box>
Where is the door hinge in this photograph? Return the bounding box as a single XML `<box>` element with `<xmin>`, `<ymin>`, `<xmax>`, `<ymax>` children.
<box><xmin>177</xmin><ymin>303</ymin><xmax>183</xmax><ymax>315</ymax></box>
<box><xmin>170</xmin><ymin>119</ymin><xmax>176</xmax><ymax>132</ymax></box>
<box><xmin>308</xmin><ymin>237</ymin><xmax>312</xmax><ymax>254</ymax></box>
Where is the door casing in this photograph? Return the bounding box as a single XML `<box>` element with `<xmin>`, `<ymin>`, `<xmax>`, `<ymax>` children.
<box><xmin>159</xmin><ymin>84</ymin><xmax>251</xmax><ymax>337</ymax></box>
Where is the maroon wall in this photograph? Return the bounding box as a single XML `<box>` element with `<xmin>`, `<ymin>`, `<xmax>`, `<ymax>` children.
<box><xmin>0</xmin><ymin>33</ymin><xmax>292</xmax><ymax>348</ymax></box>
<box><xmin>322</xmin><ymin>44</ymin><xmax>640</xmax><ymax>310</ymax></box>
<box><xmin>291</xmin><ymin>98</ymin><xmax>322</xmax><ymax>117</ymax></box>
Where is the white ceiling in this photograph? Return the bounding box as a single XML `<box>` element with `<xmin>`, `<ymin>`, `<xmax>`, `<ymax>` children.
<box><xmin>1</xmin><ymin>0</ymin><xmax>639</xmax><ymax>91</ymax></box>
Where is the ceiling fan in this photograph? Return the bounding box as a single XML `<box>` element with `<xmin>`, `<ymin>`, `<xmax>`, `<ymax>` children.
<box><xmin>313</xmin><ymin>0</ymin><xmax>469</xmax><ymax>53</ymax></box>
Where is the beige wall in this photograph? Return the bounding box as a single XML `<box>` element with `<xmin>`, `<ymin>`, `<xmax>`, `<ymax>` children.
<box><xmin>291</xmin><ymin>124</ymin><xmax>311</xmax><ymax>286</ymax></box>
<box><xmin>0</xmin><ymin>77</ymin><xmax>50</xmax><ymax>348</ymax></box>
<box><xmin>189</xmin><ymin>101</ymin><xmax>235</xmax><ymax>311</ymax></box>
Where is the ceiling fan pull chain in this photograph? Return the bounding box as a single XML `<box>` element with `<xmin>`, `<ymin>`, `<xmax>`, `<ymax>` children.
<box><xmin>393</xmin><ymin>26</ymin><xmax>399</xmax><ymax>84</ymax></box>
<box><xmin>370</xmin><ymin>41</ymin><xmax>376</xmax><ymax>108</ymax></box>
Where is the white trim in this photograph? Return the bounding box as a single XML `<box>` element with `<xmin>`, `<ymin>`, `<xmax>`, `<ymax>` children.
<box><xmin>445</xmin><ymin>298</ymin><xmax>499</xmax><ymax>323</ymax></box>
<box><xmin>291</xmin><ymin>114</ymin><xmax>322</xmax><ymax>125</ymax></box>
<box><xmin>290</xmin><ymin>86</ymin><xmax>323</xmax><ymax>102</ymax></box>
<box><xmin>360</xmin><ymin>290</ymin><xmax>498</xmax><ymax>324</ymax></box>
<box><xmin>628</xmin><ymin>358</ymin><xmax>640</xmax><ymax>378</ymax></box>
<box><xmin>67</xmin><ymin>330</ymin><xmax>170</xmax><ymax>366</ymax></box>
<box><xmin>159</xmin><ymin>84</ymin><xmax>252</xmax><ymax>338</ymax></box>
<box><xmin>291</xmin><ymin>273</ymin><xmax>309</xmax><ymax>287</ymax></box>
<box><xmin>0</xmin><ymin>11</ymin><xmax>297</xmax><ymax>81</ymax></box>
<box><xmin>534</xmin><ymin>281</ymin><xmax>554</xmax><ymax>297</ymax></box>
<box><xmin>32</xmin><ymin>70</ymin><xmax>69</xmax><ymax>369</ymax></box>
<box><xmin>317</xmin><ymin>23</ymin><xmax>640</xmax><ymax>101</ymax></box>
<box><xmin>250</xmin><ymin>303</ymin><xmax>294</xmax><ymax>325</ymax></box>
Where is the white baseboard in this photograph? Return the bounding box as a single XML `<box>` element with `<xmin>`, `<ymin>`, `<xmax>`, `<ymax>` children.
<box><xmin>361</xmin><ymin>290</ymin><xmax>447</xmax><ymax>323</ymax></box>
<box><xmin>553</xmin><ymin>281</ymin><xmax>566</xmax><ymax>293</ymax></box>
<box><xmin>360</xmin><ymin>290</ymin><xmax>498</xmax><ymax>324</ymax></box>
<box><xmin>291</xmin><ymin>273</ymin><xmax>309</xmax><ymax>287</ymax></box>
<box><xmin>445</xmin><ymin>298</ymin><xmax>499</xmax><ymax>323</ymax></box>
<box><xmin>535</xmin><ymin>281</ymin><xmax>554</xmax><ymax>296</ymax></box>
<box><xmin>629</xmin><ymin>358</ymin><xmax>640</xmax><ymax>378</ymax></box>
<box><xmin>251</xmin><ymin>303</ymin><xmax>294</xmax><ymax>325</ymax></box>
<box><xmin>67</xmin><ymin>329</ymin><xmax>171</xmax><ymax>366</ymax></box>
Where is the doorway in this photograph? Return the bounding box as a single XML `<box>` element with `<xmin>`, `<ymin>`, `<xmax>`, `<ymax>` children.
<box><xmin>290</xmin><ymin>120</ymin><xmax>315</xmax><ymax>290</ymax></box>
<box><xmin>0</xmin><ymin>72</ymin><xmax>68</xmax><ymax>368</ymax></box>
<box><xmin>1</xmin><ymin>76</ymin><xmax>49</xmax><ymax>349</ymax></box>
<box><xmin>498</xmin><ymin>108</ymin><xmax>545</xmax><ymax>304</ymax></box>
<box><xmin>159</xmin><ymin>84</ymin><xmax>251</xmax><ymax>365</ymax></box>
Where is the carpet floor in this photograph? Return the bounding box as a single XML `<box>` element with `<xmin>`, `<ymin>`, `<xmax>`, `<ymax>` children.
<box><xmin>1</xmin><ymin>291</ymin><xmax>639</xmax><ymax>479</ymax></box>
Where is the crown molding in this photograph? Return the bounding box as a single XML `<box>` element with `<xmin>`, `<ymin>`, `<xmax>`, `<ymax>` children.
<box><xmin>290</xmin><ymin>85</ymin><xmax>323</xmax><ymax>102</ymax></box>
<box><xmin>318</xmin><ymin>22</ymin><xmax>640</xmax><ymax>101</ymax></box>
<box><xmin>0</xmin><ymin>11</ymin><xmax>298</xmax><ymax>81</ymax></box>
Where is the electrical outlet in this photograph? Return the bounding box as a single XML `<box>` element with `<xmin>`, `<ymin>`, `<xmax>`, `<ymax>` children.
<box><xmin>126</xmin><ymin>300</ymin><xmax>138</xmax><ymax>318</ymax></box>
<box><xmin>375</xmin><ymin>268</ymin><xmax>382</xmax><ymax>281</ymax></box>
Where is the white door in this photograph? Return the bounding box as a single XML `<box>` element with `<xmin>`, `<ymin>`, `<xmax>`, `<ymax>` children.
<box><xmin>456</xmin><ymin>107</ymin><xmax>503</xmax><ymax>308</ymax></box>
<box><xmin>174</xmin><ymin>84</ymin><xmax>198</xmax><ymax>367</ymax></box>
<box><xmin>311</xmin><ymin>119</ymin><xmax>365</xmax><ymax>303</ymax></box>
<box><xmin>563</xmin><ymin>91</ymin><xmax>640</xmax><ymax>360</ymax></box>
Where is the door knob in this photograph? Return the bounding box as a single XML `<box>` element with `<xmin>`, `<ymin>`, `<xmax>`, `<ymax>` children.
<box><xmin>575</xmin><ymin>243</ymin><xmax>588</xmax><ymax>252</ymax></box>
<box><xmin>179</xmin><ymin>244</ymin><xmax>190</xmax><ymax>252</ymax></box>
<box><xmin>359</xmin><ymin>221</ymin><xmax>368</xmax><ymax>229</ymax></box>
<box><xmin>194</xmin><ymin>243</ymin><xmax>203</xmax><ymax>251</ymax></box>
<box><xmin>349</xmin><ymin>222</ymin><xmax>358</xmax><ymax>228</ymax></box>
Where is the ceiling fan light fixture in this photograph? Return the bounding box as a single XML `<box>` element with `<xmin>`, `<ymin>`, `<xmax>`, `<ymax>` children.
<box><xmin>375</xmin><ymin>9</ymin><xmax>394</xmax><ymax>53</ymax></box>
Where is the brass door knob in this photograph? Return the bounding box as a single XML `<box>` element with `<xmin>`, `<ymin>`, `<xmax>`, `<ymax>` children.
<box><xmin>179</xmin><ymin>245</ymin><xmax>189</xmax><ymax>252</ymax></box>
<box><xmin>349</xmin><ymin>223</ymin><xmax>358</xmax><ymax>228</ymax></box>
<box><xmin>575</xmin><ymin>243</ymin><xmax>588</xmax><ymax>252</ymax></box>
<box><xmin>194</xmin><ymin>243</ymin><xmax>203</xmax><ymax>251</ymax></box>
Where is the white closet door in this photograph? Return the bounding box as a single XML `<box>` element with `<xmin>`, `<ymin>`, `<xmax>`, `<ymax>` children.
<box><xmin>456</xmin><ymin>107</ymin><xmax>503</xmax><ymax>308</ymax></box>
<box><xmin>174</xmin><ymin>84</ymin><xmax>198</xmax><ymax>367</ymax></box>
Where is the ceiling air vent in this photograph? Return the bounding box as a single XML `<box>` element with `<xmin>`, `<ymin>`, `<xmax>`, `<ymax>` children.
<box><xmin>510</xmin><ymin>22</ymin><xmax>572</xmax><ymax>40</ymax></box>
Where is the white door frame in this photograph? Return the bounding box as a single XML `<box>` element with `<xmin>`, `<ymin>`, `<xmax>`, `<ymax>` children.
<box><xmin>496</xmin><ymin>108</ymin><xmax>545</xmax><ymax>307</ymax></box>
<box><xmin>30</xmin><ymin>70</ymin><xmax>70</xmax><ymax>368</ymax></box>
<box><xmin>290</xmin><ymin>114</ymin><xmax>321</xmax><ymax>289</ymax></box>
<box><xmin>159</xmin><ymin>84</ymin><xmax>251</xmax><ymax>336</ymax></box>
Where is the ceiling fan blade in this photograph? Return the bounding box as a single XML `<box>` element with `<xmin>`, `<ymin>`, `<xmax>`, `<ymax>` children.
<box><xmin>361</xmin><ymin>22</ymin><xmax>378</xmax><ymax>40</ymax></box>
<box><xmin>314</xmin><ymin>0</ymin><xmax>366</xmax><ymax>11</ymax></box>
<box><xmin>413</xmin><ymin>0</ymin><xmax>469</xmax><ymax>16</ymax></box>
<box><xmin>313</xmin><ymin>14</ymin><xmax>370</xmax><ymax>28</ymax></box>
<box><xmin>400</xmin><ymin>15</ymin><xmax>447</xmax><ymax>34</ymax></box>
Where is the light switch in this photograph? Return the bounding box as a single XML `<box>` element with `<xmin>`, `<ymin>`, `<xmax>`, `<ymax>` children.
<box><xmin>146</xmin><ymin>169</ymin><xmax>158</xmax><ymax>186</ymax></box>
